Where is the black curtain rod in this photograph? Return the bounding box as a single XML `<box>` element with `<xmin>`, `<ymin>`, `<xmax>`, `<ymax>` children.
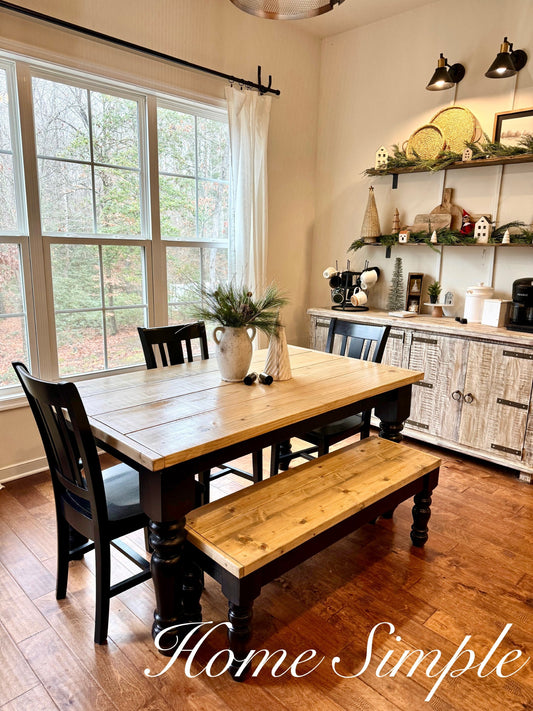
<box><xmin>0</xmin><ymin>0</ymin><xmax>280</xmax><ymax>96</ymax></box>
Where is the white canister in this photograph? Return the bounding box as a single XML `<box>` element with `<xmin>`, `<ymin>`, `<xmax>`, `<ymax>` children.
<box><xmin>464</xmin><ymin>284</ymin><xmax>494</xmax><ymax>323</ymax></box>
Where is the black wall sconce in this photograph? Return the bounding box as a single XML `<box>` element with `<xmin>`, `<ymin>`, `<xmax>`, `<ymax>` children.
<box><xmin>426</xmin><ymin>53</ymin><xmax>465</xmax><ymax>91</ymax></box>
<box><xmin>485</xmin><ymin>37</ymin><xmax>528</xmax><ymax>78</ymax></box>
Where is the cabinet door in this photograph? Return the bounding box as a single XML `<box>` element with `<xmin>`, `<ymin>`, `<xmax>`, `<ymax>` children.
<box><xmin>459</xmin><ymin>343</ymin><xmax>533</xmax><ymax>463</ymax></box>
<box><xmin>406</xmin><ymin>334</ymin><xmax>468</xmax><ymax>440</ymax></box>
<box><xmin>382</xmin><ymin>328</ymin><xmax>406</xmax><ymax>368</ymax></box>
<box><xmin>310</xmin><ymin>317</ymin><xmax>330</xmax><ymax>351</ymax></box>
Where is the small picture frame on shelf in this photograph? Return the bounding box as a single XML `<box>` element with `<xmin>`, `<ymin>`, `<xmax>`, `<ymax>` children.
<box><xmin>406</xmin><ymin>272</ymin><xmax>424</xmax><ymax>312</ymax></box>
<box><xmin>493</xmin><ymin>107</ymin><xmax>533</xmax><ymax>146</ymax></box>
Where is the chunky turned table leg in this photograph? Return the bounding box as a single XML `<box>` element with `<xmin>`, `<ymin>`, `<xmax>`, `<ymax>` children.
<box><xmin>182</xmin><ymin>559</ymin><xmax>203</xmax><ymax>625</ymax></box>
<box><xmin>227</xmin><ymin>601</ymin><xmax>254</xmax><ymax>681</ymax></box>
<box><xmin>410</xmin><ymin>490</ymin><xmax>433</xmax><ymax>547</ymax></box>
<box><xmin>149</xmin><ymin>518</ymin><xmax>187</xmax><ymax>654</ymax></box>
<box><xmin>375</xmin><ymin>384</ymin><xmax>412</xmax><ymax>444</ymax></box>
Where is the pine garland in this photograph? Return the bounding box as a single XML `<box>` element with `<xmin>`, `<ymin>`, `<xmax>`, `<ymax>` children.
<box><xmin>365</xmin><ymin>134</ymin><xmax>533</xmax><ymax>176</ymax></box>
<box><xmin>348</xmin><ymin>224</ymin><xmax>532</xmax><ymax>253</ymax></box>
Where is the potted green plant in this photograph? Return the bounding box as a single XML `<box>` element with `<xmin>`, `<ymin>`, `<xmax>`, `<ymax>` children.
<box><xmin>427</xmin><ymin>281</ymin><xmax>442</xmax><ymax>304</ymax></box>
<box><xmin>193</xmin><ymin>283</ymin><xmax>288</xmax><ymax>381</ymax></box>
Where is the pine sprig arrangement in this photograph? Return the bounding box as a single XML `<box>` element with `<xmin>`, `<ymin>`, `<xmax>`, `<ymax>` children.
<box><xmin>192</xmin><ymin>282</ymin><xmax>288</xmax><ymax>336</ymax></box>
<box><xmin>365</xmin><ymin>133</ymin><xmax>533</xmax><ymax>176</ymax></box>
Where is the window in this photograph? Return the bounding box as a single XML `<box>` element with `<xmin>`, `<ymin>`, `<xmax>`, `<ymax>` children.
<box><xmin>157</xmin><ymin>103</ymin><xmax>231</xmax><ymax>321</ymax></box>
<box><xmin>0</xmin><ymin>61</ymin><xmax>30</xmax><ymax>388</ymax></box>
<box><xmin>0</xmin><ymin>54</ymin><xmax>233</xmax><ymax>396</ymax></box>
<box><xmin>31</xmin><ymin>74</ymin><xmax>148</xmax><ymax>378</ymax></box>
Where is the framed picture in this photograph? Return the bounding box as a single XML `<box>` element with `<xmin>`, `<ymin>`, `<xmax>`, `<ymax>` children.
<box><xmin>493</xmin><ymin>107</ymin><xmax>533</xmax><ymax>146</ymax></box>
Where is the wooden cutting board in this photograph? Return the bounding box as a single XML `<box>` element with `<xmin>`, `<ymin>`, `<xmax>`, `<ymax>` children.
<box><xmin>430</xmin><ymin>187</ymin><xmax>463</xmax><ymax>231</ymax></box>
<box><xmin>411</xmin><ymin>213</ymin><xmax>451</xmax><ymax>233</ymax></box>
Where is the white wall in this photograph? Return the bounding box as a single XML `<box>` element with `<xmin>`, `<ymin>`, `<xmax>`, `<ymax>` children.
<box><xmin>0</xmin><ymin>0</ymin><xmax>321</xmax><ymax>480</ymax></box>
<box><xmin>311</xmin><ymin>0</ymin><xmax>533</xmax><ymax>317</ymax></box>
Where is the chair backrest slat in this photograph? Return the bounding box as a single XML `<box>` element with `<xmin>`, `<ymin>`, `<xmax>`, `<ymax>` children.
<box><xmin>12</xmin><ymin>362</ymin><xmax>108</xmax><ymax>527</ymax></box>
<box><xmin>138</xmin><ymin>322</ymin><xmax>209</xmax><ymax>370</ymax></box>
<box><xmin>325</xmin><ymin>319</ymin><xmax>390</xmax><ymax>364</ymax></box>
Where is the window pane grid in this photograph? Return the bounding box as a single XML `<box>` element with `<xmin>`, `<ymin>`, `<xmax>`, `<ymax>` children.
<box><xmin>1</xmin><ymin>56</ymin><xmax>233</xmax><ymax>391</ymax></box>
<box><xmin>33</xmin><ymin>77</ymin><xmax>143</xmax><ymax>238</ymax></box>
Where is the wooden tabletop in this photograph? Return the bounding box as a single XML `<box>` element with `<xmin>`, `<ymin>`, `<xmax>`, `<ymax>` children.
<box><xmin>76</xmin><ymin>346</ymin><xmax>423</xmax><ymax>472</ymax></box>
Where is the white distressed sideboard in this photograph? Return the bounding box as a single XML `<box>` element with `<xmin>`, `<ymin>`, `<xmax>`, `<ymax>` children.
<box><xmin>308</xmin><ymin>308</ymin><xmax>533</xmax><ymax>481</ymax></box>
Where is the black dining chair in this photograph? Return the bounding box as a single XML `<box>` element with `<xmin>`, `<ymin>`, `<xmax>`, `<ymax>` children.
<box><xmin>270</xmin><ymin>319</ymin><xmax>391</xmax><ymax>475</ymax></box>
<box><xmin>137</xmin><ymin>322</ymin><xmax>263</xmax><ymax>503</ymax></box>
<box><xmin>12</xmin><ymin>362</ymin><xmax>151</xmax><ymax>645</ymax></box>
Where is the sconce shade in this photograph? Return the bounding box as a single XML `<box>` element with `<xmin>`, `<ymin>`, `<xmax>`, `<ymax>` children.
<box><xmin>426</xmin><ymin>54</ymin><xmax>465</xmax><ymax>91</ymax></box>
<box><xmin>229</xmin><ymin>0</ymin><xmax>344</xmax><ymax>19</ymax></box>
<box><xmin>485</xmin><ymin>38</ymin><xmax>528</xmax><ymax>78</ymax></box>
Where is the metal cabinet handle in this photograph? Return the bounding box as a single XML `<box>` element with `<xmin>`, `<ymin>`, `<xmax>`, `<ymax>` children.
<box><xmin>463</xmin><ymin>392</ymin><xmax>474</xmax><ymax>404</ymax></box>
<box><xmin>451</xmin><ymin>390</ymin><xmax>463</xmax><ymax>401</ymax></box>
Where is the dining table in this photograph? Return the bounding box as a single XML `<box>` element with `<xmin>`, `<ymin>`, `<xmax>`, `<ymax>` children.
<box><xmin>76</xmin><ymin>345</ymin><xmax>423</xmax><ymax>650</ymax></box>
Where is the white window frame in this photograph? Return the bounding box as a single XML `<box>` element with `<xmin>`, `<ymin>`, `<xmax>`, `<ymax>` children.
<box><xmin>0</xmin><ymin>52</ymin><xmax>233</xmax><ymax>405</ymax></box>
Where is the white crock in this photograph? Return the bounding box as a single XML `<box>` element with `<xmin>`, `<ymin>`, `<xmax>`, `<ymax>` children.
<box><xmin>464</xmin><ymin>283</ymin><xmax>494</xmax><ymax>323</ymax></box>
<box><xmin>213</xmin><ymin>325</ymin><xmax>256</xmax><ymax>382</ymax></box>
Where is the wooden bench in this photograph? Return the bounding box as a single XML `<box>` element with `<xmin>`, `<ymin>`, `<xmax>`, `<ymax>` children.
<box><xmin>183</xmin><ymin>435</ymin><xmax>440</xmax><ymax>679</ymax></box>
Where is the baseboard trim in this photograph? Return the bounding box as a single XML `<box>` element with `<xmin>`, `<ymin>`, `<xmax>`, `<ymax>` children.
<box><xmin>0</xmin><ymin>456</ymin><xmax>48</xmax><ymax>483</ymax></box>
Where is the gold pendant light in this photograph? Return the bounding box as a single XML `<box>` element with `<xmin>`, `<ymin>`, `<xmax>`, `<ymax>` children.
<box><xmin>229</xmin><ymin>0</ymin><xmax>345</xmax><ymax>20</ymax></box>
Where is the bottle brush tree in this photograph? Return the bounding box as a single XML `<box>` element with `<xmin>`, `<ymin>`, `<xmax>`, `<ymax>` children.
<box><xmin>387</xmin><ymin>257</ymin><xmax>405</xmax><ymax>311</ymax></box>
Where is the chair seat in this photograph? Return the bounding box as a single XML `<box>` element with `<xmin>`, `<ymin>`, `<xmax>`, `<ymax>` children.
<box><xmin>306</xmin><ymin>413</ymin><xmax>364</xmax><ymax>440</ymax></box>
<box><xmin>65</xmin><ymin>462</ymin><xmax>144</xmax><ymax>523</ymax></box>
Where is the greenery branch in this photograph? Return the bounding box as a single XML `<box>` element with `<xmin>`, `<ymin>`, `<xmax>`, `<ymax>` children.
<box><xmin>365</xmin><ymin>134</ymin><xmax>533</xmax><ymax>176</ymax></box>
<box><xmin>191</xmin><ymin>282</ymin><xmax>288</xmax><ymax>337</ymax></box>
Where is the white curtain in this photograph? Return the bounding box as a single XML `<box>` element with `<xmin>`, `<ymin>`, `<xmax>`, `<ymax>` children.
<box><xmin>225</xmin><ymin>86</ymin><xmax>272</xmax><ymax>297</ymax></box>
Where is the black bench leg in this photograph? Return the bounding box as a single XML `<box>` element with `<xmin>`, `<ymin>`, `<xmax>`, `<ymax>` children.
<box><xmin>227</xmin><ymin>601</ymin><xmax>254</xmax><ymax>681</ymax></box>
<box><xmin>410</xmin><ymin>489</ymin><xmax>433</xmax><ymax>547</ymax></box>
<box><xmin>279</xmin><ymin>440</ymin><xmax>292</xmax><ymax>471</ymax></box>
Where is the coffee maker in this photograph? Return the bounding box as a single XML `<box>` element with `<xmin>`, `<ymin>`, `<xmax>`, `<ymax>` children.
<box><xmin>507</xmin><ymin>277</ymin><xmax>533</xmax><ymax>332</ymax></box>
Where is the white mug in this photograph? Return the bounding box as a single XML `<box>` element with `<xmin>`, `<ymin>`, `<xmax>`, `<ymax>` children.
<box><xmin>350</xmin><ymin>288</ymin><xmax>368</xmax><ymax>307</ymax></box>
<box><xmin>360</xmin><ymin>268</ymin><xmax>378</xmax><ymax>289</ymax></box>
<box><xmin>323</xmin><ymin>266</ymin><xmax>337</xmax><ymax>279</ymax></box>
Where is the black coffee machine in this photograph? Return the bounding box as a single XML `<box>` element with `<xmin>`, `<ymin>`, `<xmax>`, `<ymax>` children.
<box><xmin>507</xmin><ymin>277</ymin><xmax>533</xmax><ymax>332</ymax></box>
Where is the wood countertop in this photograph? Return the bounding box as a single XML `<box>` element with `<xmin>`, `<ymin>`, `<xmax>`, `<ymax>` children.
<box><xmin>308</xmin><ymin>308</ymin><xmax>533</xmax><ymax>348</ymax></box>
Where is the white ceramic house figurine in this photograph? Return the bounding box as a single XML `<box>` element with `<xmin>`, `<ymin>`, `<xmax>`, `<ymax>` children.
<box><xmin>398</xmin><ymin>229</ymin><xmax>410</xmax><ymax>243</ymax></box>
<box><xmin>375</xmin><ymin>146</ymin><xmax>389</xmax><ymax>170</ymax></box>
<box><xmin>474</xmin><ymin>216</ymin><xmax>491</xmax><ymax>244</ymax></box>
<box><xmin>462</xmin><ymin>147</ymin><xmax>473</xmax><ymax>162</ymax></box>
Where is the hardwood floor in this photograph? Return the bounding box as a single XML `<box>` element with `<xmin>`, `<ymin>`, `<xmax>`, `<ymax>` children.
<box><xmin>0</xmin><ymin>437</ymin><xmax>532</xmax><ymax>710</ymax></box>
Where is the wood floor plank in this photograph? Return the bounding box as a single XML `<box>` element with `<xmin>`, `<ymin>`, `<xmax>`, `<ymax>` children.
<box><xmin>0</xmin><ymin>562</ymin><xmax>49</xmax><ymax>644</ymax></box>
<box><xmin>0</xmin><ymin>621</ymin><xmax>39</xmax><ymax>707</ymax></box>
<box><xmin>0</xmin><ymin>519</ymin><xmax>56</xmax><ymax>600</ymax></box>
<box><xmin>0</xmin><ymin>684</ymin><xmax>57</xmax><ymax>711</ymax></box>
<box><xmin>18</xmin><ymin>628</ymin><xmax>117</xmax><ymax>711</ymax></box>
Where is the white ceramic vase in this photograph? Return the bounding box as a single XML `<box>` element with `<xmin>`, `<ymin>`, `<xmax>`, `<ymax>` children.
<box><xmin>264</xmin><ymin>326</ymin><xmax>292</xmax><ymax>381</ymax></box>
<box><xmin>213</xmin><ymin>325</ymin><xmax>256</xmax><ymax>382</ymax></box>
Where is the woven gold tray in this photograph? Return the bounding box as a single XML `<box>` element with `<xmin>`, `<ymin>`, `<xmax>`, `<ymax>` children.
<box><xmin>406</xmin><ymin>124</ymin><xmax>446</xmax><ymax>160</ymax></box>
<box><xmin>430</xmin><ymin>106</ymin><xmax>478</xmax><ymax>153</ymax></box>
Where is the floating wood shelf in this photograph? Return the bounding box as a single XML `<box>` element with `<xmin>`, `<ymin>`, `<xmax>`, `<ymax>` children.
<box><xmin>367</xmin><ymin>153</ymin><xmax>533</xmax><ymax>188</ymax></box>
<box><xmin>366</xmin><ymin>242</ymin><xmax>532</xmax><ymax>247</ymax></box>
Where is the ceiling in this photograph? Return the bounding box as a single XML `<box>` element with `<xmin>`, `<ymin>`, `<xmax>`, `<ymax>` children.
<box><xmin>293</xmin><ymin>0</ymin><xmax>439</xmax><ymax>37</ymax></box>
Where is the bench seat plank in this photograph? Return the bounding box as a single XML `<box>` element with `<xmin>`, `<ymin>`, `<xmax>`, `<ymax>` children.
<box><xmin>186</xmin><ymin>436</ymin><xmax>440</xmax><ymax>578</ymax></box>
